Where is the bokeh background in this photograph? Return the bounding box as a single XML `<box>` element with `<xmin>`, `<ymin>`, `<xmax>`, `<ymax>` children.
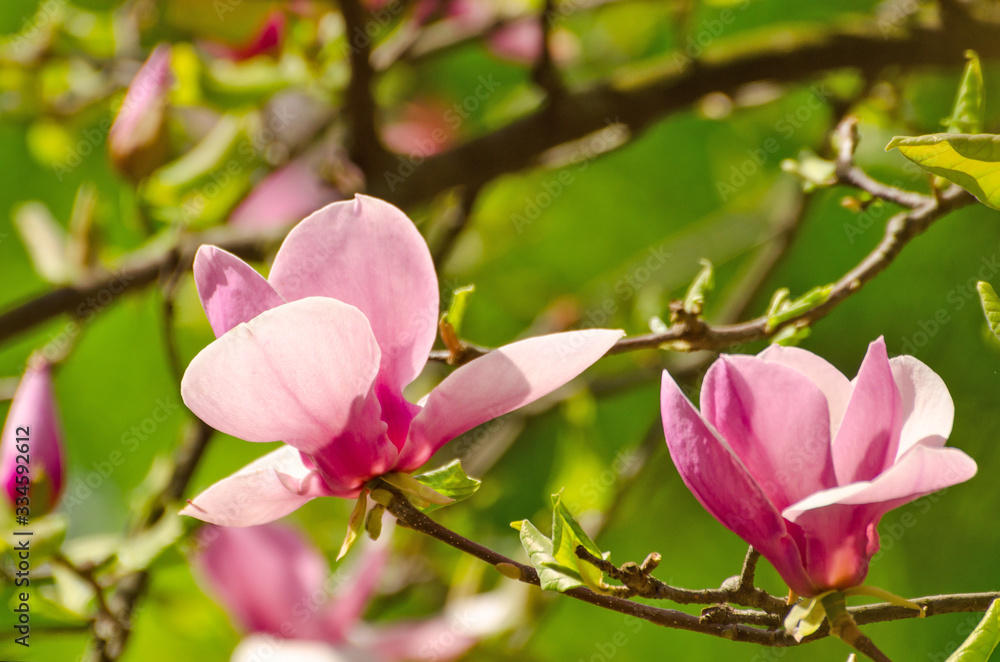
<box><xmin>1</xmin><ymin>0</ymin><xmax>999</xmax><ymax>660</ymax></box>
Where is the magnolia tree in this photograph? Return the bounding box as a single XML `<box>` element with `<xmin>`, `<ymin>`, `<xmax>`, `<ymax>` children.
<box><xmin>5</xmin><ymin>1</ymin><xmax>1000</xmax><ymax>661</ymax></box>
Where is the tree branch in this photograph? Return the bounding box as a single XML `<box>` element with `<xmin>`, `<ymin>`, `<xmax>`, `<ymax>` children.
<box><xmin>369</xmin><ymin>19</ymin><xmax>1000</xmax><ymax>207</ymax></box>
<box><xmin>377</xmin><ymin>480</ymin><xmax>1000</xmax><ymax>651</ymax></box>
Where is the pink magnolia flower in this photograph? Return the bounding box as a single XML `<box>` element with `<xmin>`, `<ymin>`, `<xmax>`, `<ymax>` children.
<box><xmin>1</xmin><ymin>361</ymin><xmax>66</xmax><ymax>515</ymax></box>
<box><xmin>229</xmin><ymin>160</ymin><xmax>342</xmax><ymax>229</ymax></box>
<box><xmin>108</xmin><ymin>44</ymin><xmax>173</xmax><ymax>181</ymax></box>
<box><xmin>660</xmin><ymin>337</ymin><xmax>977</xmax><ymax>597</ymax></box>
<box><xmin>202</xmin><ymin>11</ymin><xmax>286</xmax><ymax>61</ymax></box>
<box><xmin>181</xmin><ymin>195</ymin><xmax>623</xmax><ymax>526</ymax></box>
<box><xmin>196</xmin><ymin>522</ymin><xmax>521</xmax><ymax>662</ymax></box>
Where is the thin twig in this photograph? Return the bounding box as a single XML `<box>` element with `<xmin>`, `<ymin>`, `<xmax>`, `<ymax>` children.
<box><xmin>833</xmin><ymin>116</ymin><xmax>931</xmax><ymax>209</ymax></box>
<box><xmin>377</xmin><ymin>480</ymin><xmax>1000</xmax><ymax>649</ymax></box>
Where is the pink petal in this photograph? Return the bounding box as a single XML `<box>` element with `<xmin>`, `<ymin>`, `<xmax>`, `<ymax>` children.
<box><xmin>783</xmin><ymin>444</ymin><xmax>977</xmax><ymax>520</ymax></box>
<box><xmin>203</xmin><ymin>11</ymin><xmax>286</xmax><ymax>61</ymax></box>
<box><xmin>758</xmin><ymin>344</ymin><xmax>853</xmax><ymax>439</ymax></box>
<box><xmin>193</xmin><ymin>245</ymin><xmax>285</xmax><ymax>337</ymax></box>
<box><xmin>229</xmin><ymin>160</ymin><xmax>342</xmax><ymax>230</ymax></box>
<box><xmin>699</xmin><ymin>355</ymin><xmax>837</xmax><ymax>511</ymax></box>
<box><xmin>108</xmin><ymin>44</ymin><xmax>172</xmax><ymax>178</ymax></box>
<box><xmin>488</xmin><ymin>19</ymin><xmax>542</xmax><ymax>63</ymax></box>
<box><xmin>232</xmin><ymin>638</ymin><xmax>355</xmax><ymax>662</ymax></box>
<box><xmin>194</xmin><ymin>522</ymin><xmax>329</xmax><ymax>636</ymax></box>
<box><xmin>660</xmin><ymin>370</ymin><xmax>817</xmax><ymax>596</ymax></box>
<box><xmin>365</xmin><ymin>621</ymin><xmax>477</xmax><ymax>662</ymax></box>
<box><xmin>180</xmin><ymin>446</ymin><xmax>331</xmax><ymax>526</ymax></box>
<box><xmin>831</xmin><ymin>337</ymin><xmax>903</xmax><ymax>484</ymax></box>
<box><xmin>1</xmin><ymin>361</ymin><xmax>65</xmax><ymax>513</ymax></box>
<box><xmin>889</xmin><ymin>356</ymin><xmax>954</xmax><ymax>456</ymax></box>
<box><xmin>323</xmin><ymin>526</ymin><xmax>392</xmax><ymax>633</ymax></box>
<box><xmin>182</xmin><ymin>297</ymin><xmax>381</xmax><ymax>451</ymax></box>
<box><xmin>400</xmin><ymin>329</ymin><xmax>624</xmax><ymax>472</ymax></box>
<box><xmin>268</xmin><ymin>196</ymin><xmax>440</xmax><ymax>394</ymax></box>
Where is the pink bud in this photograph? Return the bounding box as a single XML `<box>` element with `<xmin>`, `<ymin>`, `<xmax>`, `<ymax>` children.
<box><xmin>201</xmin><ymin>11</ymin><xmax>285</xmax><ymax>61</ymax></box>
<box><xmin>108</xmin><ymin>44</ymin><xmax>173</xmax><ymax>182</ymax></box>
<box><xmin>1</xmin><ymin>362</ymin><xmax>66</xmax><ymax>516</ymax></box>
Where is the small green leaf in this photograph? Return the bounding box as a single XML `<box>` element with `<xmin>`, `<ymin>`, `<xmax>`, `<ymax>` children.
<box><xmin>512</xmin><ymin>519</ymin><xmax>583</xmax><ymax>593</ymax></box>
<box><xmin>770</xmin><ymin>324</ymin><xmax>811</xmax><ymax>346</ymax></box>
<box><xmin>411</xmin><ymin>460</ymin><xmax>481</xmax><ymax>513</ymax></box>
<box><xmin>683</xmin><ymin>259</ymin><xmax>714</xmax><ymax>315</ymax></box>
<box><xmin>766</xmin><ymin>285</ymin><xmax>832</xmax><ymax>330</ymax></box>
<box><xmin>784</xmin><ymin>593</ymin><xmax>832</xmax><ymax>642</ymax></box>
<box><xmin>550</xmin><ymin>493</ymin><xmax>607</xmax><ymax>591</ymax></box>
<box><xmin>977</xmin><ymin>281</ymin><xmax>1000</xmax><ymax>341</ymax></box>
<box><xmin>945</xmin><ymin>599</ymin><xmax>1000</xmax><ymax>661</ymax></box>
<box><xmin>781</xmin><ymin>151</ymin><xmax>837</xmax><ymax>191</ymax></box>
<box><xmin>337</xmin><ymin>490</ymin><xmax>367</xmax><ymax>561</ymax></box>
<box><xmin>886</xmin><ymin>134</ymin><xmax>1000</xmax><ymax>210</ymax></box>
<box><xmin>381</xmin><ymin>471</ymin><xmax>455</xmax><ymax>508</ymax></box>
<box><xmin>946</xmin><ymin>50</ymin><xmax>985</xmax><ymax>135</ymax></box>
<box><xmin>444</xmin><ymin>285</ymin><xmax>476</xmax><ymax>336</ymax></box>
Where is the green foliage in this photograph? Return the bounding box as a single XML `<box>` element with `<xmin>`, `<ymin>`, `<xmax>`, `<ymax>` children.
<box><xmin>887</xmin><ymin>134</ymin><xmax>1000</xmax><ymax>210</ymax></box>
<box><xmin>947</xmin><ymin>51</ymin><xmax>985</xmax><ymax>135</ymax></box>
<box><xmin>977</xmin><ymin>281</ymin><xmax>1000</xmax><ymax>342</ymax></box>
<box><xmin>946</xmin><ymin>600</ymin><xmax>1000</xmax><ymax>662</ymax></box>
<box><xmin>512</xmin><ymin>492</ymin><xmax>610</xmax><ymax>594</ymax></box>
<box><xmin>412</xmin><ymin>459</ymin><xmax>482</xmax><ymax>513</ymax></box>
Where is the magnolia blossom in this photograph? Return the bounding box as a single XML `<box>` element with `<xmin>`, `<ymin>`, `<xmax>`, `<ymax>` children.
<box><xmin>181</xmin><ymin>195</ymin><xmax>623</xmax><ymax>526</ymax></box>
<box><xmin>1</xmin><ymin>361</ymin><xmax>66</xmax><ymax>515</ymax></box>
<box><xmin>660</xmin><ymin>337</ymin><xmax>977</xmax><ymax>597</ymax></box>
<box><xmin>196</xmin><ymin>522</ymin><xmax>521</xmax><ymax>662</ymax></box>
<box><xmin>202</xmin><ymin>11</ymin><xmax>286</xmax><ymax>61</ymax></box>
<box><xmin>229</xmin><ymin>160</ymin><xmax>342</xmax><ymax>229</ymax></box>
<box><xmin>108</xmin><ymin>44</ymin><xmax>173</xmax><ymax>181</ymax></box>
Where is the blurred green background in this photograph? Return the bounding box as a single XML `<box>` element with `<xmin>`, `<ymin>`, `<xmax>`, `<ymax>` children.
<box><xmin>1</xmin><ymin>0</ymin><xmax>999</xmax><ymax>660</ymax></box>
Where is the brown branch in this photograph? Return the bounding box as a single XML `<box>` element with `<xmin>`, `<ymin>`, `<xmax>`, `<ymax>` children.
<box><xmin>833</xmin><ymin>116</ymin><xmax>931</xmax><ymax>209</ymax></box>
<box><xmin>376</xmin><ymin>480</ymin><xmax>1000</xmax><ymax>651</ymax></box>
<box><xmin>86</xmin><ymin>419</ymin><xmax>216</xmax><ymax>661</ymax></box>
<box><xmin>369</xmin><ymin>19</ymin><xmax>1000</xmax><ymax>207</ymax></box>
<box><xmin>340</xmin><ymin>0</ymin><xmax>391</xmax><ymax>177</ymax></box>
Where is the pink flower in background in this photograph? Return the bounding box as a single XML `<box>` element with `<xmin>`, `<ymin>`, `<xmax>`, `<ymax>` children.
<box><xmin>229</xmin><ymin>160</ymin><xmax>342</xmax><ymax>229</ymax></box>
<box><xmin>1</xmin><ymin>361</ymin><xmax>66</xmax><ymax>515</ymax></box>
<box><xmin>383</xmin><ymin>100</ymin><xmax>456</xmax><ymax>157</ymax></box>
<box><xmin>180</xmin><ymin>195</ymin><xmax>623</xmax><ymax>526</ymax></box>
<box><xmin>488</xmin><ymin>19</ymin><xmax>543</xmax><ymax>64</ymax></box>
<box><xmin>202</xmin><ymin>11</ymin><xmax>286</xmax><ymax>61</ymax></box>
<box><xmin>660</xmin><ymin>337</ymin><xmax>977</xmax><ymax>597</ymax></box>
<box><xmin>108</xmin><ymin>44</ymin><xmax>173</xmax><ymax>181</ymax></box>
<box><xmin>196</xmin><ymin>522</ymin><xmax>521</xmax><ymax>661</ymax></box>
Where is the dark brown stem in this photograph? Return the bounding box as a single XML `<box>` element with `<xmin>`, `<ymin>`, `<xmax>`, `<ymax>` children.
<box><xmin>376</xmin><ymin>480</ymin><xmax>1000</xmax><ymax>649</ymax></box>
<box><xmin>833</xmin><ymin>116</ymin><xmax>930</xmax><ymax>209</ymax></box>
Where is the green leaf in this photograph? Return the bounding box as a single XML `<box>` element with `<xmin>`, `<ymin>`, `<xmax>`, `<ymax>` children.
<box><xmin>946</xmin><ymin>50</ymin><xmax>985</xmax><ymax>135</ymax></box>
<box><xmin>550</xmin><ymin>492</ymin><xmax>607</xmax><ymax>592</ymax></box>
<box><xmin>977</xmin><ymin>281</ymin><xmax>1000</xmax><ymax>341</ymax></box>
<box><xmin>784</xmin><ymin>593</ymin><xmax>831</xmax><ymax>642</ymax></box>
<box><xmin>380</xmin><ymin>471</ymin><xmax>455</xmax><ymax>508</ymax></box>
<box><xmin>511</xmin><ymin>519</ymin><xmax>583</xmax><ymax>593</ymax></box>
<box><xmin>337</xmin><ymin>490</ymin><xmax>367</xmax><ymax>560</ymax></box>
<box><xmin>682</xmin><ymin>259</ymin><xmax>714</xmax><ymax>315</ymax></box>
<box><xmin>945</xmin><ymin>599</ymin><xmax>1000</xmax><ymax>661</ymax></box>
<box><xmin>444</xmin><ymin>285</ymin><xmax>476</xmax><ymax>336</ymax></box>
<box><xmin>766</xmin><ymin>285</ymin><xmax>832</xmax><ymax>330</ymax></box>
<box><xmin>780</xmin><ymin>151</ymin><xmax>837</xmax><ymax>191</ymax></box>
<box><xmin>886</xmin><ymin>134</ymin><xmax>1000</xmax><ymax>210</ymax></box>
<box><xmin>412</xmin><ymin>460</ymin><xmax>481</xmax><ymax>513</ymax></box>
